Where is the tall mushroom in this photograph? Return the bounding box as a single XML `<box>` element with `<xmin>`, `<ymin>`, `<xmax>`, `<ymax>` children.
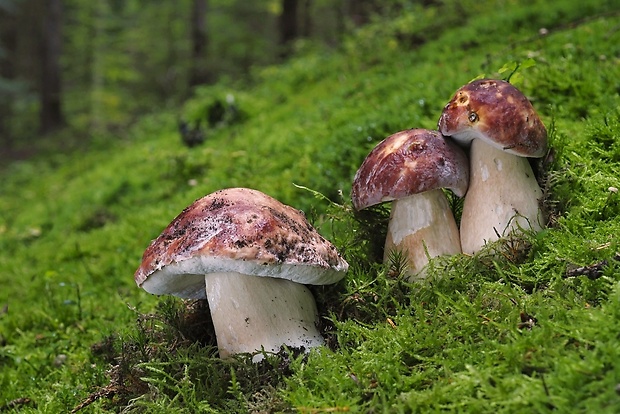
<box><xmin>351</xmin><ymin>129</ymin><xmax>469</xmax><ymax>280</ymax></box>
<box><xmin>134</xmin><ymin>187</ymin><xmax>348</xmax><ymax>361</ymax></box>
<box><xmin>438</xmin><ymin>79</ymin><xmax>548</xmax><ymax>254</ymax></box>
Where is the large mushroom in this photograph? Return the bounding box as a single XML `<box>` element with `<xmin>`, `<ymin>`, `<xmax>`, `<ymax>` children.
<box><xmin>438</xmin><ymin>79</ymin><xmax>548</xmax><ymax>254</ymax></box>
<box><xmin>134</xmin><ymin>187</ymin><xmax>348</xmax><ymax>361</ymax></box>
<box><xmin>351</xmin><ymin>129</ymin><xmax>469</xmax><ymax>280</ymax></box>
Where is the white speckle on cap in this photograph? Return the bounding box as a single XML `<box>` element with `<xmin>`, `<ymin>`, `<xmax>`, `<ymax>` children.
<box><xmin>494</xmin><ymin>158</ymin><xmax>503</xmax><ymax>171</ymax></box>
<box><xmin>481</xmin><ymin>165</ymin><xmax>490</xmax><ymax>182</ymax></box>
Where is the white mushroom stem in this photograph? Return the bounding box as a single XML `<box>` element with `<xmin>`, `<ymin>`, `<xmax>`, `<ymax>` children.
<box><xmin>384</xmin><ymin>189</ymin><xmax>462</xmax><ymax>280</ymax></box>
<box><xmin>205</xmin><ymin>272</ymin><xmax>324</xmax><ymax>362</ymax></box>
<box><xmin>460</xmin><ymin>138</ymin><xmax>545</xmax><ymax>254</ymax></box>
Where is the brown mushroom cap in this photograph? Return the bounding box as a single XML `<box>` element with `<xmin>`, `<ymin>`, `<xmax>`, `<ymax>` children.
<box><xmin>351</xmin><ymin>129</ymin><xmax>469</xmax><ymax>210</ymax></box>
<box><xmin>438</xmin><ymin>79</ymin><xmax>548</xmax><ymax>157</ymax></box>
<box><xmin>135</xmin><ymin>187</ymin><xmax>348</xmax><ymax>299</ymax></box>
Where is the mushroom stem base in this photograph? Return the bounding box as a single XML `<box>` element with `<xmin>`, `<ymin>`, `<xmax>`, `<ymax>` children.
<box><xmin>460</xmin><ymin>139</ymin><xmax>545</xmax><ymax>254</ymax></box>
<box><xmin>205</xmin><ymin>272</ymin><xmax>324</xmax><ymax>362</ymax></box>
<box><xmin>384</xmin><ymin>189</ymin><xmax>462</xmax><ymax>280</ymax></box>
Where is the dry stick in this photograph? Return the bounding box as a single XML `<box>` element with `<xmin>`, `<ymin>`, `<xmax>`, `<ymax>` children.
<box><xmin>70</xmin><ymin>389</ymin><xmax>116</xmax><ymax>413</ymax></box>
<box><xmin>565</xmin><ymin>253</ymin><xmax>620</xmax><ymax>280</ymax></box>
<box><xmin>0</xmin><ymin>398</ymin><xmax>33</xmax><ymax>412</ymax></box>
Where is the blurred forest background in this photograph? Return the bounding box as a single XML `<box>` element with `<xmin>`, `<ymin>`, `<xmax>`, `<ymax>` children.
<box><xmin>0</xmin><ymin>0</ymin><xmax>395</xmax><ymax>157</ymax></box>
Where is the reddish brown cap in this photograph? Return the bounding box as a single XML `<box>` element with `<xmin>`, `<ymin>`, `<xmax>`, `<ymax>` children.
<box><xmin>351</xmin><ymin>129</ymin><xmax>469</xmax><ymax>211</ymax></box>
<box><xmin>438</xmin><ymin>79</ymin><xmax>547</xmax><ymax>157</ymax></box>
<box><xmin>135</xmin><ymin>188</ymin><xmax>348</xmax><ymax>299</ymax></box>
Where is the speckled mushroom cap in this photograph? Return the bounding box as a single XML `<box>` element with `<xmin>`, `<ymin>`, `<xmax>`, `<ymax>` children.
<box><xmin>135</xmin><ymin>188</ymin><xmax>348</xmax><ymax>299</ymax></box>
<box><xmin>351</xmin><ymin>129</ymin><xmax>469</xmax><ymax>210</ymax></box>
<box><xmin>438</xmin><ymin>79</ymin><xmax>547</xmax><ymax>157</ymax></box>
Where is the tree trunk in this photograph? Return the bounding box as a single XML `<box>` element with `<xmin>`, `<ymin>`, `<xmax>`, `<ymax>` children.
<box><xmin>39</xmin><ymin>0</ymin><xmax>65</xmax><ymax>134</ymax></box>
<box><xmin>278</xmin><ymin>0</ymin><xmax>298</xmax><ymax>58</ymax></box>
<box><xmin>301</xmin><ymin>0</ymin><xmax>312</xmax><ymax>38</ymax></box>
<box><xmin>189</xmin><ymin>0</ymin><xmax>209</xmax><ymax>87</ymax></box>
<box><xmin>346</xmin><ymin>0</ymin><xmax>374</xmax><ymax>26</ymax></box>
<box><xmin>0</xmin><ymin>6</ymin><xmax>18</xmax><ymax>148</ymax></box>
<box><xmin>90</xmin><ymin>0</ymin><xmax>106</xmax><ymax>131</ymax></box>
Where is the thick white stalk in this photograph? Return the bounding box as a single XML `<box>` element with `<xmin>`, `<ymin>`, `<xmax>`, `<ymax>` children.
<box><xmin>460</xmin><ymin>139</ymin><xmax>545</xmax><ymax>254</ymax></box>
<box><xmin>205</xmin><ymin>272</ymin><xmax>323</xmax><ymax>362</ymax></box>
<box><xmin>384</xmin><ymin>189</ymin><xmax>461</xmax><ymax>280</ymax></box>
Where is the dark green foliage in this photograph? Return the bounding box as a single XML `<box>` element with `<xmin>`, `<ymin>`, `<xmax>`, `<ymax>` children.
<box><xmin>587</xmin><ymin>109</ymin><xmax>620</xmax><ymax>163</ymax></box>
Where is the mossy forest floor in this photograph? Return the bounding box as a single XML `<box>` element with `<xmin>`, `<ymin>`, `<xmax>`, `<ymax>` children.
<box><xmin>2</xmin><ymin>0</ymin><xmax>620</xmax><ymax>412</ymax></box>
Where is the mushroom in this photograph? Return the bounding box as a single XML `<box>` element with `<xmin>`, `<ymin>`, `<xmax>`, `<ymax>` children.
<box><xmin>438</xmin><ymin>79</ymin><xmax>548</xmax><ymax>254</ymax></box>
<box><xmin>134</xmin><ymin>187</ymin><xmax>348</xmax><ymax>361</ymax></box>
<box><xmin>351</xmin><ymin>129</ymin><xmax>469</xmax><ymax>280</ymax></box>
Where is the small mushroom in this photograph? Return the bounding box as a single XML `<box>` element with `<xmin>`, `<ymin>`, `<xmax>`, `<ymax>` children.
<box><xmin>438</xmin><ymin>79</ymin><xmax>548</xmax><ymax>254</ymax></box>
<box><xmin>351</xmin><ymin>129</ymin><xmax>469</xmax><ymax>279</ymax></box>
<box><xmin>134</xmin><ymin>188</ymin><xmax>348</xmax><ymax>361</ymax></box>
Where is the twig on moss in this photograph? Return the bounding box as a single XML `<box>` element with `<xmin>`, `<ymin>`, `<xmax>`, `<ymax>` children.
<box><xmin>565</xmin><ymin>253</ymin><xmax>620</xmax><ymax>280</ymax></box>
<box><xmin>0</xmin><ymin>398</ymin><xmax>33</xmax><ymax>412</ymax></box>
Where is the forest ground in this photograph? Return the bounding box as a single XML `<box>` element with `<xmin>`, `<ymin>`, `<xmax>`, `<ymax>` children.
<box><xmin>1</xmin><ymin>0</ymin><xmax>620</xmax><ymax>412</ymax></box>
